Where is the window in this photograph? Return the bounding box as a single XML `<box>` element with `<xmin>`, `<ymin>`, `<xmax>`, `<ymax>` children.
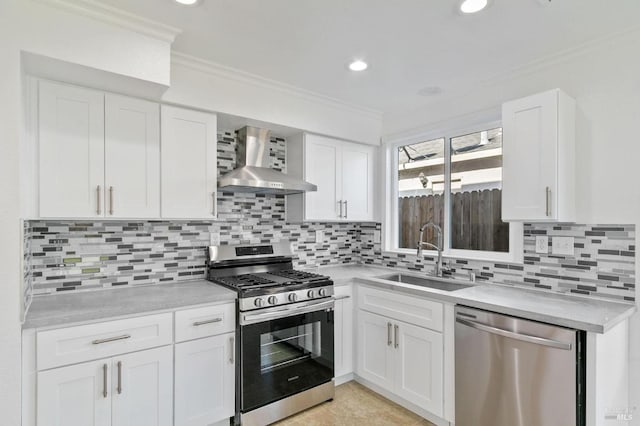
<box><xmin>390</xmin><ymin>123</ymin><xmax>521</xmax><ymax>261</ymax></box>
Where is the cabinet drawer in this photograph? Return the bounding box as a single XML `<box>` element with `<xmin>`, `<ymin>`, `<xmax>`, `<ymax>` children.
<box><xmin>37</xmin><ymin>313</ymin><xmax>173</xmax><ymax>370</ymax></box>
<box><xmin>357</xmin><ymin>285</ymin><xmax>443</xmax><ymax>332</ymax></box>
<box><xmin>175</xmin><ymin>303</ymin><xmax>235</xmax><ymax>343</ymax></box>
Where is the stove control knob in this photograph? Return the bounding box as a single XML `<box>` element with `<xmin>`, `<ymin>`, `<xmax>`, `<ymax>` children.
<box><xmin>288</xmin><ymin>293</ymin><xmax>298</xmax><ymax>302</ymax></box>
<box><xmin>319</xmin><ymin>288</ymin><xmax>327</xmax><ymax>297</ymax></box>
<box><xmin>268</xmin><ymin>296</ymin><xmax>278</xmax><ymax>305</ymax></box>
<box><xmin>254</xmin><ymin>298</ymin><xmax>264</xmax><ymax>308</ymax></box>
<box><xmin>307</xmin><ymin>290</ymin><xmax>316</xmax><ymax>298</ymax></box>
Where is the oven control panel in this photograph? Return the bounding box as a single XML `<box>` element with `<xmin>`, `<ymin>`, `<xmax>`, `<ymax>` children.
<box><xmin>239</xmin><ymin>285</ymin><xmax>335</xmax><ymax>312</ymax></box>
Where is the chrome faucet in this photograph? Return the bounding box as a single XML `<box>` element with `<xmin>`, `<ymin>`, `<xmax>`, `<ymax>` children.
<box><xmin>416</xmin><ymin>222</ymin><xmax>446</xmax><ymax>277</ymax></box>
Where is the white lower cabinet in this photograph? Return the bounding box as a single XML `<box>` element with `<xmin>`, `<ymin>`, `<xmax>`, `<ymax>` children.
<box><xmin>394</xmin><ymin>321</ymin><xmax>443</xmax><ymax>415</ymax></box>
<box><xmin>37</xmin><ymin>358</ymin><xmax>112</xmax><ymax>426</ymax></box>
<box><xmin>37</xmin><ymin>346</ymin><xmax>172</xmax><ymax>426</ymax></box>
<box><xmin>30</xmin><ymin>304</ymin><xmax>237</xmax><ymax>426</ymax></box>
<box><xmin>174</xmin><ymin>333</ymin><xmax>235</xmax><ymax>426</ymax></box>
<box><xmin>356</xmin><ymin>286</ymin><xmax>445</xmax><ymax>420</ymax></box>
<box><xmin>334</xmin><ymin>285</ymin><xmax>353</xmax><ymax>381</ymax></box>
<box><xmin>111</xmin><ymin>346</ymin><xmax>173</xmax><ymax>426</ymax></box>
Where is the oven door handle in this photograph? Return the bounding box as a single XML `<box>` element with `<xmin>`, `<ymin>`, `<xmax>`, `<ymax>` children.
<box><xmin>240</xmin><ymin>298</ymin><xmax>335</xmax><ymax>325</ymax></box>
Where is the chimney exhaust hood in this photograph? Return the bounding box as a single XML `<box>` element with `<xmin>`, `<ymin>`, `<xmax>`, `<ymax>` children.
<box><xmin>218</xmin><ymin>126</ymin><xmax>317</xmax><ymax>195</ymax></box>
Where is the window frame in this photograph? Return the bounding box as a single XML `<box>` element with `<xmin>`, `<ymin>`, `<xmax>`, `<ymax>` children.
<box><xmin>383</xmin><ymin>120</ymin><xmax>523</xmax><ymax>263</ymax></box>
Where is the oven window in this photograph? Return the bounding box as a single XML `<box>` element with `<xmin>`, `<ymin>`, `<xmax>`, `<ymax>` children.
<box><xmin>260</xmin><ymin>322</ymin><xmax>322</xmax><ymax>373</ymax></box>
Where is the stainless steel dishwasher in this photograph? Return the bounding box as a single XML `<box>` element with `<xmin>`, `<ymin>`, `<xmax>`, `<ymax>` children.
<box><xmin>455</xmin><ymin>306</ymin><xmax>585</xmax><ymax>426</ymax></box>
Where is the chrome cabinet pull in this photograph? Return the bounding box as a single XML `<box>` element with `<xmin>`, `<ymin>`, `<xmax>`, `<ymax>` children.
<box><xmin>338</xmin><ymin>200</ymin><xmax>343</xmax><ymax>218</ymax></box>
<box><xmin>102</xmin><ymin>363</ymin><xmax>108</xmax><ymax>398</ymax></box>
<box><xmin>109</xmin><ymin>186</ymin><xmax>114</xmax><ymax>215</ymax></box>
<box><xmin>344</xmin><ymin>200</ymin><xmax>348</xmax><ymax>219</ymax></box>
<box><xmin>545</xmin><ymin>187</ymin><xmax>551</xmax><ymax>217</ymax></box>
<box><xmin>333</xmin><ymin>295</ymin><xmax>351</xmax><ymax>301</ymax></box>
<box><xmin>212</xmin><ymin>191</ymin><xmax>216</xmax><ymax>216</ymax></box>
<box><xmin>117</xmin><ymin>361</ymin><xmax>122</xmax><ymax>394</ymax></box>
<box><xmin>193</xmin><ymin>318</ymin><xmax>222</xmax><ymax>327</ymax></box>
<box><xmin>92</xmin><ymin>334</ymin><xmax>131</xmax><ymax>345</ymax></box>
<box><xmin>96</xmin><ymin>185</ymin><xmax>102</xmax><ymax>215</ymax></box>
<box><xmin>229</xmin><ymin>336</ymin><xmax>235</xmax><ymax>364</ymax></box>
<box><xmin>394</xmin><ymin>324</ymin><xmax>399</xmax><ymax>349</ymax></box>
<box><xmin>387</xmin><ymin>322</ymin><xmax>392</xmax><ymax>346</ymax></box>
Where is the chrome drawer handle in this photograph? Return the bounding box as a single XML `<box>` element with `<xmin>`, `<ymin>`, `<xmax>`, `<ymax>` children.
<box><xmin>92</xmin><ymin>334</ymin><xmax>131</xmax><ymax>345</ymax></box>
<box><xmin>229</xmin><ymin>336</ymin><xmax>235</xmax><ymax>364</ymax></box>
<box><xmin>193</xmin><ymin>318</ymin><xmax>223</xmax><ymax>327</ymax></box>
<box><xmin>334</xmin><ymin>295</ymin><xmax>351</xmax><ymax>301</ymax></box>
<box><xmin>96</xmin><ymin>185</ymin><xmax>101</xmax><ymax>215</ymax></box>
<box><xmin>545</xmin><ymin>186</ymin><xmax>551</xmax><ymax>217</ymax></box>
<box><xmin>387</xmin><ymin>322</ymin><xmax>392</xmax><ymax>346</ymax></box>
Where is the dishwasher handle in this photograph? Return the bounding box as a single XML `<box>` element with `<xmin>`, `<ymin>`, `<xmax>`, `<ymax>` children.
<box><xmin>456</xmin><ymin>317</ymin><xmax>573</xmax><ymax>351</ymax></box>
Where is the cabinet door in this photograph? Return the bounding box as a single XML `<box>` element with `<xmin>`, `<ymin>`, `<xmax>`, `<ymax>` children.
<box><xmin>161</xmin><ymin>105</ymin><xmax>218</xmax><ymax>219</ymax></box>
<box><xmin>334</xmin><ymin>286</ymin><xmax>353</xmax><ymax>379</ymax></box>
<box><xmin>37</xmin><ymin>359</ymin><xmax>111</xmax><ymax>426</ymax></box>
<box><xmin>304</xmin><ymin>134</ymin><xmax>341</xmax><ymax>220</ymax></box>
<box><xmin>111</xmin><ymin>346</ymin><xmax>173</xmax><ymax>426</ymax></box>
<box><xmin>105</xmin><ymin>94</ymin><xmax>160</xmax><ymax>218</ymax></box>
<box><xmin>357</xmin><ymin>311</ymin><xmax>394</xmax><ymax>390</ymax></box>
<box><xmin>341</xmin><ymin>143</ymin><xmax>376</xmax><ymax>221</ymax></box>
<box><xmin>174</xmin><ymin>333</ymin><xmax>235</xmax><ymax>426</ymax></box>
<box><xmin>38</xmin><ymin>80</ymin><xmax>104</xmax><ymax>218</ymax></box>
<box><xmin>394</xmin><ymin>321</ymin><xmax>443</xmax><ymax>416</ymax></box>
<box><xmin>502</xmin><ymin>90</ymin><xmax>558</xmax><ymax>221</ymax></box>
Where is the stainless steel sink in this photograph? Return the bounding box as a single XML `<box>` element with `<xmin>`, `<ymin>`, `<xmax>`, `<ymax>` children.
<box><xmin>377</xmin><ymin>273</ymin><xmax>472</xmax><ymax>291</ymax></box>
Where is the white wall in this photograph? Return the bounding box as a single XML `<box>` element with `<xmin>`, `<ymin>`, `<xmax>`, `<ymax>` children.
<box><xmin>163</xmin><ymin>55</ymin><xmax>383</xmax><ymax>146</ymax></box>
<box><xmin>383</xmin><ymin>28</ymin><xmax>640</xmax><ymax>425</ymax></box>
<box><xmin>0</xmin><ymin>1</ymin><xmax>176</xmax><ymax>424</ymax></box>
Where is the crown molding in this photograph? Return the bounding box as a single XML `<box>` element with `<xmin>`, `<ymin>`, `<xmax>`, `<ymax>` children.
<box><xmin>171</xmin><ymin>51</ymin><xmax>383</xmax><ymax>120</ymax></box>
<box><xmin>33</xmin><ymin>0</ymin><xmax>182</xmax><ymax>43</ymax></box>
<box><xmin>480</xmin><ymin>24</ymin><xmax>640</xmax><ymax>87</ymax></box>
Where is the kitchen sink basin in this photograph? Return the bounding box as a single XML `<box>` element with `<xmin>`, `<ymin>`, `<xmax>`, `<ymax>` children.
<box><xmin>376</xmin><ymin>273</ymin><xmax>472</xmax><ymax>292</ymax></box>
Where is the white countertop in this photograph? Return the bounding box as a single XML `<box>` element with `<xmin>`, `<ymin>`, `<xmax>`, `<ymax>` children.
<box><xmin>318</xmin><ymin>264</ymin><xmax>636</xmax><ymax>333</ymax></box>
<box><xmin>23</xmin><ymin>280</ymin><xmax>237</xmax><ymax>330</ymax></box>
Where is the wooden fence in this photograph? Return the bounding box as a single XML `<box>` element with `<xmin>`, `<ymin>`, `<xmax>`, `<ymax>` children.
<box><xmin>399</xmin><ymin>188</ymin><xmax>508</xmax><ymax>252</ymax></box>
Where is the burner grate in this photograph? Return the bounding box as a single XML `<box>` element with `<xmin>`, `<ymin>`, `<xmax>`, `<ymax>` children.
<box><xmin>215</xmin><ymin>274</ymin><xmax>278</xmax><ymax>289</ymax></box>
<box><xmin>269</xmin><ymin>269</ymin><xmax>325</xmax><ymax>281</ymax></box>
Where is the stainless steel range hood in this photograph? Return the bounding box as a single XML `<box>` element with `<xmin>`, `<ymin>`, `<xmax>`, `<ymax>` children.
<box><xmin>218</xmin><ymin>126</ymin><xmax>317</xmax><ymax>195</ymax></box>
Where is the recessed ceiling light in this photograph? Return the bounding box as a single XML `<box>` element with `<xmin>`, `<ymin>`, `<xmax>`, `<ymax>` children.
<box><xmin>417</xmin><ymin>86</ymin><xmax>442</xmax><ymax>97</ymax></box>
<box><xmin>174</xmin><ymin>0</ymin><xmax>200</xmax><ymax>6</ymax></box>
<box><xmin>460</xmin><ymin>0</ymin><xmax>488</xmax><ymax>14</ymax></box>
<box><xmin>348</xmin><ymin>60</ymin><xmax>368</xmax><ymax>72</ymax></box>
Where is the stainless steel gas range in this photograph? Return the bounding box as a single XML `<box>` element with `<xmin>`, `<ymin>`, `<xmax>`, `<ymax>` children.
<box><xmin>207</xmin><ymin>242</ymin><xmax>335</xmax><ymax>426</ymax></box>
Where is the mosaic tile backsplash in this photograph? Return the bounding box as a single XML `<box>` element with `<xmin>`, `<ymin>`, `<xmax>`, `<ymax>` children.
<box><xmin>23</xmin><ymin>131</ymin><xmax>636</xmax><ymax>305</ymax></box>
<box><xmin>360</xmin><ymin>223</ymin><xmax>635</xmax><ymax>302</ymax></box>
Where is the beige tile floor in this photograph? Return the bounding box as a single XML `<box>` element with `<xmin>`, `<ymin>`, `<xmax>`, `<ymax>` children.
<box><xmin>273</xmin><ymin>381</ymin><xmax>436</xmax><ymax>426</ymax></box>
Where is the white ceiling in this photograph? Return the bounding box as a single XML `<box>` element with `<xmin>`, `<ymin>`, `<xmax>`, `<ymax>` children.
<box><xmin>100</xmin><ymin>0</ymin><xmax>640</xmax><ymax>116</ymax></box>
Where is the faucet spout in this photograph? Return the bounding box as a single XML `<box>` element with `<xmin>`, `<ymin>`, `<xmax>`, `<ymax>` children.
<box><xmin>416</xmin><ymin>222</ymin><xmax>444</xmax><ymax>277</ymax></box>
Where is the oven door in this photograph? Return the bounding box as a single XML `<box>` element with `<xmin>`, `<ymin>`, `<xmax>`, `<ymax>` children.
<box><xmin>239</xmin><ymin>298</ymin><xmax>335</xmax><ymax>413</ymax></box>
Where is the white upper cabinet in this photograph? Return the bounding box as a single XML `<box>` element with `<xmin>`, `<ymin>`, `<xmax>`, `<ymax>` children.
<box><xmin>38</xmin><ymin>80</ymin><xmax>105</xmax><ymax>218</ymax></box>
<box><xmin>287</xmin><ymin>133</ymin><xmax>377</xmax><ymax>222</ymax></box>
<box><xmin>37</xmin><ymin>81</ymin><xmax>161</xmax><ymax>219</ymax></box>
<box><xmin>502</xmin><ymin>89</ymin><xmax>575</xmax><ymax>222</ymax></box>
<box><xmin>161</xmin><ymin>105</ymin><xmax>218</xmax><ymax>219</ymax></box>
<box><xmin>105</xmin><ymin>94</ymin><xmax>160</xmax><ymax>218</ymax></box>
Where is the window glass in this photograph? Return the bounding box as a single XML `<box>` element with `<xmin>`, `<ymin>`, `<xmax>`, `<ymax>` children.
<box><xmin>450</xmin><ymin>128</ymin><xmax>509</xmax><ymax>252</ymax></box>
<box><xmin>397</xmin><ymin>138</ymin><xmax>445</xmax><ymax>249</ymax></box>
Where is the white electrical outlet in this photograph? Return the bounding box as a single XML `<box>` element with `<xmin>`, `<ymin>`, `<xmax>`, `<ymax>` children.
<box><xmin>210</xmin><ymin>232</ymin><xmax>220</xmax><ymax>246</ymax></box>
<box><xmin>535</xmin><ymin>236</ymin><xmax>549</xmax><ymax>254</ymax></box>
<box><xmin>552</xmin><ymin>236</ymin><xmax>575</xmax><ymax>256</ymax></box>
<box><xmin>315</xmin><ymin>230</ymin><xmax>324</xmax><ymax>244</ymax></box>
<box><xmin>373</xmin><ymin>230</ymin><xmax>381</xmax><ymax>244</ymax></box>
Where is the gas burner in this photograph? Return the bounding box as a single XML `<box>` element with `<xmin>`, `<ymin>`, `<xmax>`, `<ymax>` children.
<box><xmin>215</xmin><ymin>274</ymin><xmax>278</xmax><ymax>289</ymax></box>
<box><xmin>269</xmin><ymin>269</ymin><xmax>326</xmax><ymax>282</ymax></box>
